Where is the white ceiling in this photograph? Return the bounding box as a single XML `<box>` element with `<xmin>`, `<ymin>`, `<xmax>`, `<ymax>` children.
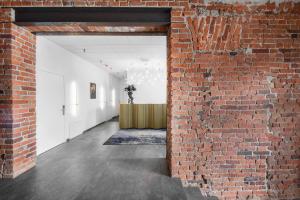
<box><xmin>43</xmin><ymin>35</ymin><xmax>167</xmax><ymax>78</ymax></box>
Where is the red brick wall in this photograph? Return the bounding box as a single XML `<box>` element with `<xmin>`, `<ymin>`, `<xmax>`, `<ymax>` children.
<box><xmin>0</xmin><ymin>1</ymin><xmax>299</xmax><ymax>199</ymax></box>
<box><xmin>171</xmin><ymin>3</ymin><xmax>300</xmax><ymax>200</ymax></box>
<box><xmin>0</xmin><ymin>9</ymin><xmax>36</xmax><ymax>178</ymax></box>
<box><xmin>0</xmin><ymin>9</ymin><xmax>14</xmax><ymax>178</ymax></box>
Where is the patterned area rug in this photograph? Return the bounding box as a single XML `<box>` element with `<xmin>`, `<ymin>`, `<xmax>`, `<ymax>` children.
<box><xmin>103</xmin><ymin>129</ymin><xmax>166</xmax><ymax>145</ymax></box>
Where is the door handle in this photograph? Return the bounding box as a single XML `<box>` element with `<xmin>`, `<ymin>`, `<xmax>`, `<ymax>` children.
<box><xmin>62</xmin><ymin>105</ymin><xmax>65</xmax><ymax>115</ymax></box>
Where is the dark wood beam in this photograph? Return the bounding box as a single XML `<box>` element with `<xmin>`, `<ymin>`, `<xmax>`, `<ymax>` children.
<box><xmin>13</xmin><ymin>7</ymin><xmax>171</xmax><ymax>26</ymax></box>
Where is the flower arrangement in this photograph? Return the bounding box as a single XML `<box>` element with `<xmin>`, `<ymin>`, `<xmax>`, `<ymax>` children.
<box><xmin>124</xmin><ymin>85</ymin><xmax>136</xmax><ymax>104</ymax></box>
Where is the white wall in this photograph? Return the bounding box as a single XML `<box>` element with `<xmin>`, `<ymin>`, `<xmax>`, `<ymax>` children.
<box><xmin>36</xmin><ymin>36</ymin><xmax>120</xmax><ymax>140</ymax></box>
<box><xmin>120</xmin><ymin>69</ymin><xmax>167</xmax><ymax>104</ymax></box>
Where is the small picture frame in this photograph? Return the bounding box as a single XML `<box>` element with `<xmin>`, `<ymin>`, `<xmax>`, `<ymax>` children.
<box><xmin>90</xmin><ymin>83</ymin><xmax>96</xmax><ymax>99</ymax></box>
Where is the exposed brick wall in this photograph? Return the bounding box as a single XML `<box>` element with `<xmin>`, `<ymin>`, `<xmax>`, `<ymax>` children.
<box><xmin>0</xmin><ymin>9</ymin><xmax>36</xmax><ymax>178</ymax></box>
<box><xmin>0</xmin><ymin>1</ymin><xmax>299</xmax><ymax>199</ymax></box>
<box><xmin>172</xmin><ymin>3</ymin><xmax>300</xmax><ymax>199</ymax></box>
<box><xmin>0</xmin><ymin>9</ymin><xmax>14</xmax><ymax>178</ymax></box>
<box><xmin>10</xmin><ymin>23</ymin><xmax>36</xmax><ymax>178</ymax></box>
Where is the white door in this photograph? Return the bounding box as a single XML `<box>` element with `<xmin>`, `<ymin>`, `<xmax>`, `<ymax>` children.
<box><xmin>36</xmin><ymin>70</ymin><xmax>66</xmax><ymax>155</ymax></box>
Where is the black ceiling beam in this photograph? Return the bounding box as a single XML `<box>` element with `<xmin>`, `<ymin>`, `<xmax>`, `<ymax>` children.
<box><xmin>13</xmin><ymin>7</ymin><xmax>171</xmax><ymax>26</ymax></box>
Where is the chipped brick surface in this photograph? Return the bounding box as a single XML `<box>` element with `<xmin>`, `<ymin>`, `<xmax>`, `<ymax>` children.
<box><xmin>0</xmin><ymin>19</ymin><xmax>36</xmax><ymax>178</ymax></box>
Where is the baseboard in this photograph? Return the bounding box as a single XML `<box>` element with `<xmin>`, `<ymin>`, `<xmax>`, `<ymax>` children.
<box><xmin>82</xmin><ymin>115</ymin><xmax>119</xmax><ymax>133</ymax></box>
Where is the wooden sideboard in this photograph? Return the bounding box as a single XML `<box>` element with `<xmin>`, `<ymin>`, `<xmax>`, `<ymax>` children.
<box><xmin>119</xmin><ymin>104</ymin><xmax>167</xmax><ymax>129</ymax></box>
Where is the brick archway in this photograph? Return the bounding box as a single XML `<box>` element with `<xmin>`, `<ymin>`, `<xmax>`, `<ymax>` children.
<box><xmin>1</xmin><ymin>2</ymin><xmax>300</xmax><ymax>200</ymax></box>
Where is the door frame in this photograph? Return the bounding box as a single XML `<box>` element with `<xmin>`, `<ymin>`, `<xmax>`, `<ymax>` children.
<box><xmin>36</xmin><ymin>68</ymin><xmax>66</xmax><ymax>155</ymax></box>
<box><xmin>2</xmin><ymin>6</ymin><xmax>172</xmax><ymax>178</ymax></box>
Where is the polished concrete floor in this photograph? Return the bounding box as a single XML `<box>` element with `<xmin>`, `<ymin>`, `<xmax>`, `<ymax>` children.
<box><xmin>0</xmin><ymin>119</ymin><xmax>216</xmax><ymax>200</ymax></box>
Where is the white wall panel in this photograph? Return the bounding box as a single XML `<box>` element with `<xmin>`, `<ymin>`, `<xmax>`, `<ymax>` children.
<box><xmin>36</xmin><ymin>36</ymin><xmax>120</xmax><ymax>150</ymax></box>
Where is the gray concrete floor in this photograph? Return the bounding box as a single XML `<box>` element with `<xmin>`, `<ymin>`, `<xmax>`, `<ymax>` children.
<box><xmin>0</xmin><ymin>119</ymin><xmax>215</xmax><ymax>200</ymax></box>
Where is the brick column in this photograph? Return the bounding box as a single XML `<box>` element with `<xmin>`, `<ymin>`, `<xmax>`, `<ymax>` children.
<box><xmin>0</xmin><ymin>8</ymin><xmax>36</xmax><ymax>178</ymax></box>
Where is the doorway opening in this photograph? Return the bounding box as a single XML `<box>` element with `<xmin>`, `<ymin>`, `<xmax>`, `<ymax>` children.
<box><xmin>36</xmin><ymin>35</ymin><xmax>167</xmax><ymax>155</ymax></box>
<box><xmin>0</xmin><ymin>6</ymin><xmax>172</xmax><ymax>180</ymax></box>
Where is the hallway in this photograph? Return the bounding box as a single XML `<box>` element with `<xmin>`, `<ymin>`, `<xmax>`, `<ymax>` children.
<box><xmin>0</xmin><ymin>119</ymin><xmax>213</xmax><ymax>200</ymax></box>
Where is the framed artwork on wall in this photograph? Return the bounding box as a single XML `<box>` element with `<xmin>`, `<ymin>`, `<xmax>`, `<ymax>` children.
<box><xmin>90</xmin><ymin>83</ymin><xmax>96</xmax><ymax>99</ymax></box>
